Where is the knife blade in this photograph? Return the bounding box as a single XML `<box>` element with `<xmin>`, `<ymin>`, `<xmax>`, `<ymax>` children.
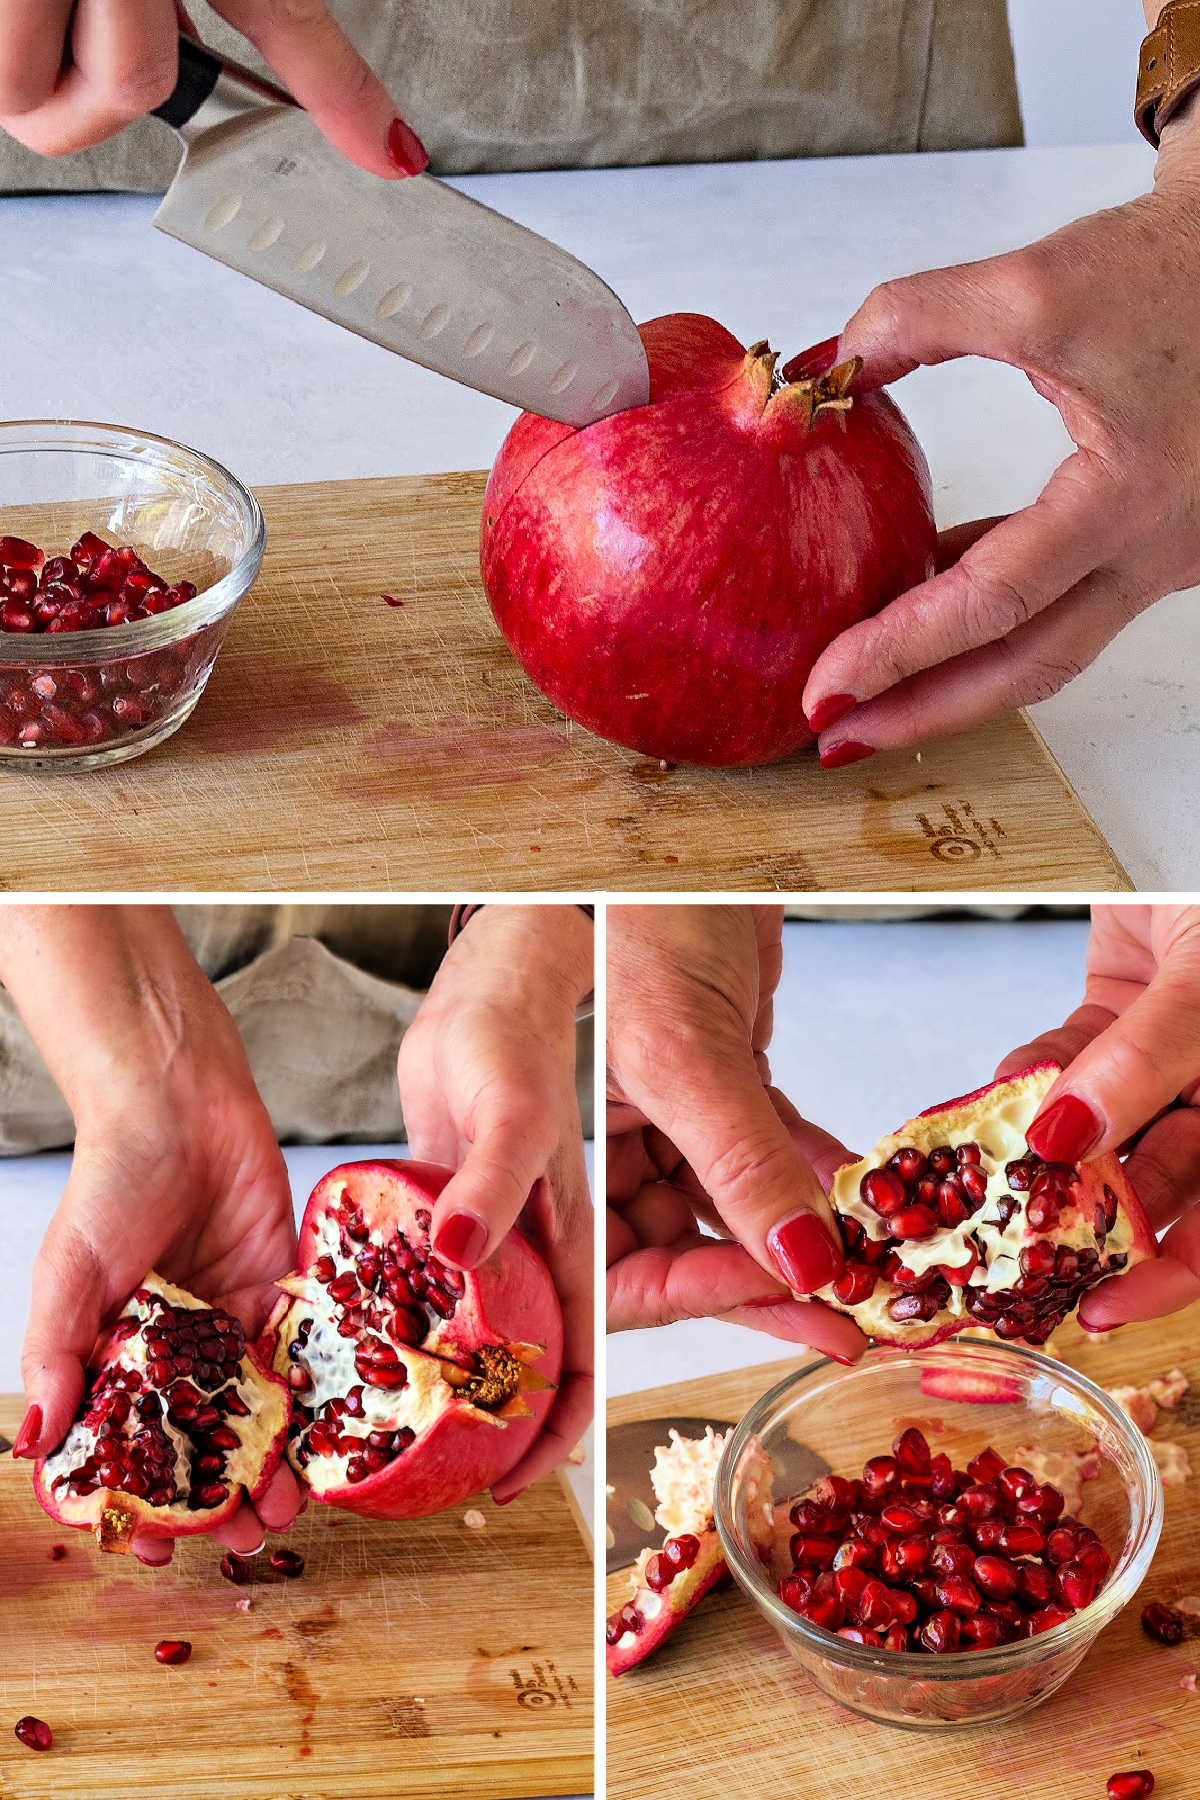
<box><xmin>151</xmin><ymin>37</ymin><xmax>649</xmax><ymax>426</ymax></box>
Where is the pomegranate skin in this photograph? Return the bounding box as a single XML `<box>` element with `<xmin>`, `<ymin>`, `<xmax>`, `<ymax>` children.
<box><xmin>808</xmin><ymin>1062</ymin><xmax>1157</xmax><ymax>1350</ymax></box>
<box><xmin>480</xmin><ymin>312</ymin><xmax>936</xmax><ymax>767</ymax></box>
<box><xmin>607</xmin><ymin>1530</ymin><xmax>729</xmax><ymax>1676</ymax></box>
<box><xmin>266</xmin><ymin>1161</ymin><xmax>562</xmax><ymax>1520</ymax></box>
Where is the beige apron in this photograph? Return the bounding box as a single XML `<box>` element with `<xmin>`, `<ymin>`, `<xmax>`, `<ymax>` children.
<box><xmin>0</xmin><ymin>904</ymin><xmax>595</xmax><ymax>1154</ymax></box>
<box><xmin>0</xmin><ymin>0</ymin><xmax>1020</xmax><ymax>193</ymax></box>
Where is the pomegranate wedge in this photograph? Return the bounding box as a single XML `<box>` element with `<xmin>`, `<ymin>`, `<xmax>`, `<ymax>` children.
<box><xmin>265</xmin><ymin>1161</ymin><xmax>562</xmax><ymax>1518</ymax></box>
<box><xmin>34</xmin><ymin>1273</ymin><xmax>288</xmax><ymax>1550</ymax></box>
<box><xmin>607</xmin><ymin>1427</ymin><xmax>730</xmax><ymax>1675</ymax></box>
<box><xmin>810</xmin><ymin>1064</ymin><xmax>1155</xmax><ymax>1348</ymax></box>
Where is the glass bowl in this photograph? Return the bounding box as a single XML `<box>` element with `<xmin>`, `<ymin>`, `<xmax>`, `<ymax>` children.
<box><xmin>0</xmin><ymin>421</ymin><xmax>265</xmax><ymax>768</ymax></box>
<box><xmin>714</xmin><ymin>1340</ymin><xmax>1162</xmax><ymax>1730</ymax></box>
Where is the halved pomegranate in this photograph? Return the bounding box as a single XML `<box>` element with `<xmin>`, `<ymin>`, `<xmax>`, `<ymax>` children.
<box><xmin>809</xmin><ymin>1064</ymin><xmax>1155</xmax><ymax>1348</ymax></box>
<box><xmin>264</xmin><ymin>1162</ymin><xmax>562</xmax><ymax>1518</ymax></box>
<box><xmin>34</xmin><ymin>1274</ymin><xmax>289</xmax><ymax>1551</ymax></box>
<box><xmin>607</xmin><ymin>1427</ymin><xmax>731</xmax><ymax>1676</ymax></box>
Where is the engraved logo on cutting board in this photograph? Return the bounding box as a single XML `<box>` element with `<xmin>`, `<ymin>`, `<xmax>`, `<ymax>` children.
<box><xmin>509</xmin><ymin>1659</ymin><xmax>581</xmax><ymax>1709</ymax></box>
<box><xmin>915</xmin><ymin>800</ymin><xmax>1008</xmax><ymax>863</ymax></box>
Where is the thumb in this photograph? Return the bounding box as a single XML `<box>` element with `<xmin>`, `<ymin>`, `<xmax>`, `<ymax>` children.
<box><xmin>429</xmin><ymin>1098</ymin><xmax>556</xmax><ymax>1271</ymax></box>
<box><xmin>1026</xmin><ymin>929</ymin><xmax>1200</xmax><ymax>1165</ymax></box>
<box><xmin>840</xmin><ymin>256</ymin><xmax>1024</xmax><ymax>390</ymax></box>
<box><xmin>631</xmin><ymin>1042</ymin><xmax>843</xmax><ymax>1294</ymax></box>
<box><xmin>19</xmin><ymin>1219</ymin><xmax>111</xmax><ymax>1458</ymax></box>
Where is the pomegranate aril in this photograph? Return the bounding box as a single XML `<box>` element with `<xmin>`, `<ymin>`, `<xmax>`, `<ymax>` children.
<box><xmin>1000</xmin><ymin>1522</ymin><xmax>1044</xmax><ymax>1557</ymax></box>
<box><xmin>894</xmin><ymin>1427</ymin><xmax>931</xmax><ymax>1475</ymax></box>
<box><xmin>1024</xmin><ymin>1604</ymin><xmax>1073</xmax><ymax>1636</ymax></box>
<box><xmin>1141</xmin><ymin>1601</ymin><xmax>1184</xmax><ymax>1645</ymax></box>
<box><xmin>936</xmin><ymin>1575</ymin><xmax>981</xmax><ymax>1616</ymax></box>
<box><xmin>791</xmin><ymin>1534</ymin><xmax>837</xmax><ymax>1568</ymax></box>
<box><xmin>833</xmin><ymin>1263</ymin><xmax>877</xmax><ymax>1304</ymax></box>
<box><xmin>801</xmin><ymin>1593</ymin><xmax>845</xmax><ymax>1631</ymax></box>
<box><xmin>931</xmin><ymin>1541</ymin><xmax>976</xmax><ymax>1578</ymax></box>
<box><xmin>1055</xmin><ymin>1559</ymin><xmax>1096</xmax><ymax>1610</ymax></box>
<box><xmin>779</xmin><ymin>1572</ymin><xmax>814</xmax><ymax>1611</ymax></box>
<box><xmin>883</xmin><ymin>1624</ymin><xmax>910</xmax><ymax>1652</ymax></box>
<box><xmin>880</xmin><ymin>1502</ymin><xmax>922</xmax><ymax>1534</ymax></box>
<box><xmin>220</xmin><ymin>1552</ymin><xmax>252</xmax><ymax>1585</ymax></box>
<box><xmin>919</xmin><ymin>1610</ymin><xmax>960</xmax><ymax>1653</ymax></box>
<box><xmin>663</xmin><ymin>1534</ymin><xmax>700</xmax><ymax>1572</ymax></box>
<box><xmin>888</xmin><ymin>1147</ymin><xmax>927</xmax><ymax>1184</ymax></box>
<box><xmin>973</xmin><ymin>1554</ymin><xmax>1021</xmax><ymax>1600</ymax></box>
<box><xmin>1107</xmin><ymin>1776</ymin><xmax>1154</xmax><ymax>1800</ymax></box>
<box><xmin>1018</xmin><ymin>1563</ymin><xmax>1054</xmax><ymax>1609</ymax></box>
<box><xmin>833</xmin><ymin>1566</ymin><xmax>869</xmax><ymax>1607</ymax></box>
<box><xmin>0</xmin><ymin>536</ymin><xmax>43</xmax><ymax>570</ymax></box>
<box><xmin>857</xmin><ymin>1578</ymin><xmax>896</xmax><ymax>1630</ymax></box>
<box><xmin>154</xmin><ymin>1639</ymin><xmax>192</xmax><ymax>1665</ymax></box>
<box><xmin>14</xmin><ymin>1716</ymin><xmax>52</xmax><ymax>1751</ymax></box>
<box><xmin>862</xmin><ymin>1455</ymin><xmax>900</xmax><ymax>1496</ymax></box>
<box><xmin>861</xmin><ymin>1167</ymin><xmax>906</xmax><ymax>1216</ymax></box>
<box><xmin>837</xmin><ymin>1626</ymin><xmax>883</xmax><ymax>1646</ymax></box>
<box><xmin>892</xmin><ymin>1204</ymin><xmax>937</xmax><ymax>1240</ymax></box>
<box><xmin>966</xmin><ymin>1447</ymin><xmax>1005</xmax><ymax>1485</ymax></box>
<box><xmin>935</xmin><ymin>1179</ymin><xmax>969</xmax><ymax>1227</ymax></box>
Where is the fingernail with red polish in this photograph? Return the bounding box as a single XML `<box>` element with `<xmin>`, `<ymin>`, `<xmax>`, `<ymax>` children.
<box><xmin>386</xmin><ymin>116</ymin><xmax>429</xmax><ymax>177</ymax></box>
<box><xmin>767</xmin><ymin>1213</ymin><xmax>842</xmax><ymax>1294</ymax></box>
<box><xmin>433</xmin><ymin>1209</ymin><xmax>489</xmax><ymax>1270</ymax></box>
<box><xmin>744</xmin><ymin>1292</ymin><xmax>795</xmax><ymax>1309</ymax></box>
<box><xmin>13</xmin><ymin>1403</ymin><xmax>42</xmax><ymax>1459</ymax></box>
<box><xmin>807</xmin><ymin>693</ymin><xmax>857</xmax><ymax>734</ymax></box>
<box><xmin>494</xmin><ymin>1489</ymin><xmax>525</xmax><ymax>1507</ymax></box>
<box><xmin>1027</xmin><ymin>1094</ymin><xmax>1101</xmax><ymax>1163</ymax></box>
<box><xmin>819</xmin><ymin>740</ymin><xmax>874</xmax><ymax>770</ymax></box>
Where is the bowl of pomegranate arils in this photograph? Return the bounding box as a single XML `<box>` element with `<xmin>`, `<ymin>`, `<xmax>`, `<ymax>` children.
<box><xmin>0</xmin><ymin>421</ymin><xmax>265</xmax><ymax>767</ymax></box>
<box><xmin>714</xmin><ymin>1341</ymin><xmax>1162</xmax><ymax>1729</ymax></box>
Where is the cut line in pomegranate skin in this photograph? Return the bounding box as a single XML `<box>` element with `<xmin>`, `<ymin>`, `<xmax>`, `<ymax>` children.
<box><xmin>807</xmin><ymin>1064</ymin><xmax>1155</xmax><ymax>1349</ymax></box>
<box><xmin>33</xmin><ymin>1273</ymin><xmax>288</xmax><ymax>1551</ymax></box>
<box><xmin>778</xmin><ymin>1425</ymin><xmax>1113</xmax><ymax>1654</ymax></box>
<box><xmin>264</xmin><ymin>1162</ymin><xmax>562</xmax><ymax>1519</ymax></box>
<box><xmin>607</xmin><ymin>1427</ymin><xmax>732</xmax><ymax>1676</ymax></box>
<box><xmin>481</xmin><ymin>312</ymin><xmax>936</xmax><ymax>767</ymax></box>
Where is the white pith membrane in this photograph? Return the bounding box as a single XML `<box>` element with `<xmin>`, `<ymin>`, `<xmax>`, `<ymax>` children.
<box><xmin>272</xmin><ymin>1186</ymin><xmax>543</xmax><ymax>1495</ymax></box>
<box><xmin>37</xmin><ymin>1273</ymin><xmax>286</xmax><ymax>1550</ymax></box>
<box><xmin>815</xmin><ymin>1066</ymin><xmax>1140</xmax><ymax>1345</ymax></box>
<box><xmin>608</xmin><ymin>1428</ymin><xmax>730</xmax><ymax>1658</ymax></box>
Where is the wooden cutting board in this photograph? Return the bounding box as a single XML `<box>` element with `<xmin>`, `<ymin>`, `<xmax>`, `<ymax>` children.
<box><xmin>607</xmin><ymin>1316</ymin><xmax>1200</xmax><ymax>1800</ymax></box>
<box><xmin>0</xmin><ymin>1397</ymin><xmax>591</xmax><ymax>1800</ymax></box>
<box><xmin>0</xmin><ymin>472</ymin><xmax>1128</xmax><ymax>892</ymax></box>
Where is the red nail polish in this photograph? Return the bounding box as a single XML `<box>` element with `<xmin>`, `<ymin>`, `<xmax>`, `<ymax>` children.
<box><xmin>807</xmin><ymin>693</ymin><xmax>857</xmax><ymax>734</ymax></box>
<box><xmin>1027</xmin><ymin>1095</ymin><xmax>1101</xmax><ymax>1164</ymax></box>
<box><xmin>743</xmin><ymin>1293</ymin><xmax>795</xmax><ymax>1309</ymax></box>
<box><xmin>433</xmin><ymin>1209</ymin><xmax>489</xmax><ymax>1269</ymax></box>
<box><xmin>819</xmin><ymin>740</ymin><xmax>875</xmax><ymax>770</ymax></box>
<box><xmin>13</xmin><ymin>1402</ymin><xmax>42</xmax><ymax>1459</ymax></box>
<box><xmin>386</xmin><ymin>116</ymin><xmax>429</xmax><ymax>177</ymax></box>
<box><xmin>767</xmin><ymin>1213</ymin><xmax>842</xmax><ymax>1294</ymax></box>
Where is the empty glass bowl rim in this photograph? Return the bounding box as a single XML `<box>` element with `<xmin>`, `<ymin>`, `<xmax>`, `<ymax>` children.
<box><xmin>713</xmin><ymin>1339</ymin><xmax>1164</xmax><ymax>1675</ymax></box>
<box><xmin>0</xmin><ymin>419</ymin><xmax>265</xmax><ymax>657</ymax></box>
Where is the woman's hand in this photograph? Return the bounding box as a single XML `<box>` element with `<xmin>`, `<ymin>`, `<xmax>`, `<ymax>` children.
<box><xmin>804</xmin><ymin>109</ymin><xmax>1200</xmax><ymax>762</ymax></box>
<box><xmin>606</xmin><ymin>903</ymin><xmax>865</xmax><ymax>1361</ymax></box>
<box><xmin>397</xmin><ymin>905</ymin><xmax>595</xmax><ymax>1503</ymax></box>
<box><xmin>997</xmin><ymin>904</ymin><xmax>1200</xmax><ymax>1329</ymax></box>
<box><xmin>2</xmin><ymin>906</ymin><xmax>302</xmax><ymax>1563</ymax></box>
<box><xmin>0</xmin><ymin>0</ymin><xmax>426</xmax><ymax>176</ymax></box>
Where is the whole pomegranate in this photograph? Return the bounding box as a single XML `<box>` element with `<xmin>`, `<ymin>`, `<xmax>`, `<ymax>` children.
<box><xmin>480</xmin><ymin>313</ymin><xmax>936</xmax><ymax>766</ymax></box>
<box><xmin>808</xmin><ymin>1063</ymin><xmax>1156</xmax><ymax>1347</ymax></box>
<box><xmin>264</xmin><ymin>1161</ymin><xmax>562</xmax><ymax>1518</ymax></box>
<box><xmin>34</xmin><ymin>1274</ymin><xmax>289</xmax><ymax>1551</ymax></box>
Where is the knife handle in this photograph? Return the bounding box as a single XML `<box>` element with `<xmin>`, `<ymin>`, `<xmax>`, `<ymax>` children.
<box><xmin>152</xmin><ymin>33</ymin><xmax>294</xmax><ymax>136</ymax></box>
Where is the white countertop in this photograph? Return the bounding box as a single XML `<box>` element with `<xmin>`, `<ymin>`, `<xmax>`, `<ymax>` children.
<box><xmin>3</xmin><ymin>143</ymin><xmax>1195</xmax><ymax>888</ymax></box>
<box><xmin>608</xmin><ymin>913</ymin><xmax>1091</xmax><ymax>1398</ymax></box>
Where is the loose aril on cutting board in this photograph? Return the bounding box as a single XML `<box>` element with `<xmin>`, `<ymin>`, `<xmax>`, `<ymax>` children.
<box><xmin>778</xmin><ymin>1426</ymin><xmax>1113</xmax><ymax>1652</ymax></box>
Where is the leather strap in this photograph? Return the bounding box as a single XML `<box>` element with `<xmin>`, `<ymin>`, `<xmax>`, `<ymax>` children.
<box><xmin>1137</xmin><ymin>1</ymin><xmax>1200</xmax><ymax>145</ymax></box>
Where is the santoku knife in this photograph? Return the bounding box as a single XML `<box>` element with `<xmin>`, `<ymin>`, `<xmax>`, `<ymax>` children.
<box><xmin>151</xmin><ymin>36</ymin><xmax>649</xmax><ymax>426</ymax></box>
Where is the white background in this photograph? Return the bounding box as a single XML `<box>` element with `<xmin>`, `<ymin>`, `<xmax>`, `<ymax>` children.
<box><xmin>1009</xmin><ymin>1</ymin><xmax>1144</xmax><ymax>146</ymax></box>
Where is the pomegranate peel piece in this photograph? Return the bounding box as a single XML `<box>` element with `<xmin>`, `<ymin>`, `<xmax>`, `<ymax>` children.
<box><xmin>606</xmin><ymin>1426</ymin><xmax>731</xmax><ymax>1677</ymax></box>
<box><xmin>33</xmin><ymin>1272</ymin><xmax>289</xmax><ymax>1549</ymax></box>
<box><xmin>266</xmin><ymin>1161</ymin><xmax>562</xmax><ymax>1520</ymax></box>
<box><xmin>808</xmin><ymin>1063</ymin><xmax>1155</xmax><ymax>1349</ymax></box>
